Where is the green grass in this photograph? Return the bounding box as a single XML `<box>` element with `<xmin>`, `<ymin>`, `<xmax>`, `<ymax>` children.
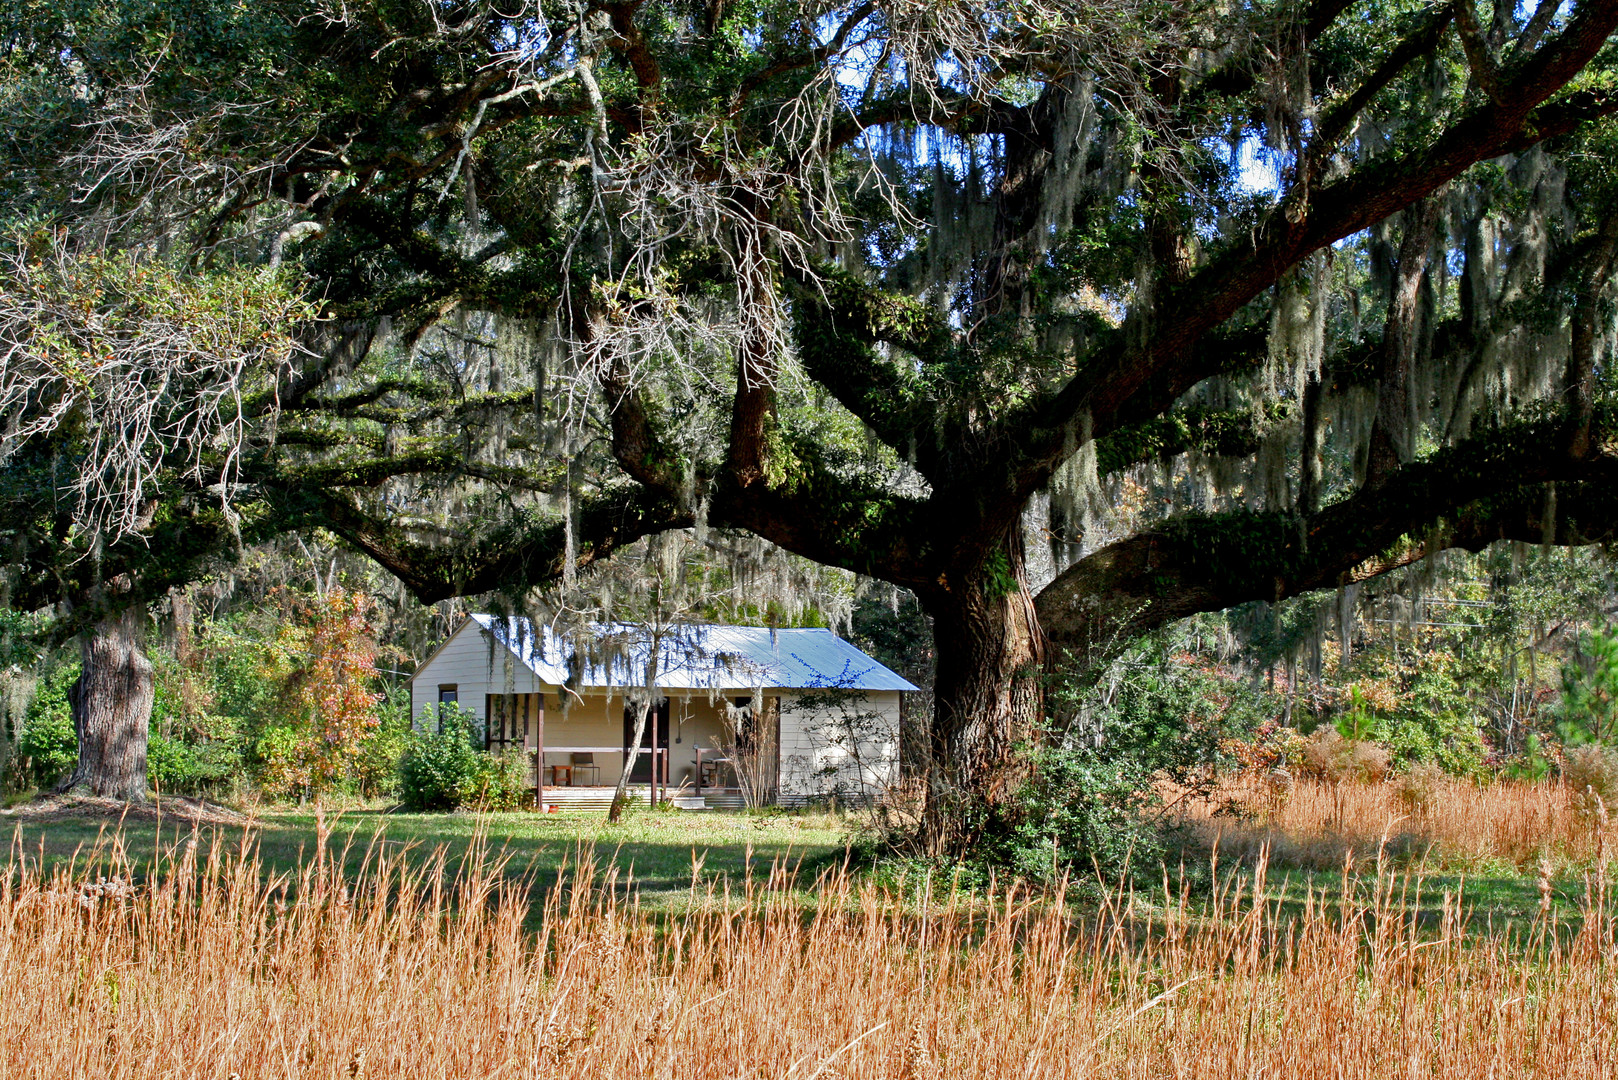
<box><xmin>3</xmin><ymin>807</ymin><xmax>856</xmax><ymax>913</ymax></box>
<box><xmin>1225</xmin><ymin>865</ymin><xmax>1592</xmax><ymax>929</ymax></box>
<box><xmin>5</xmin><ymin>805</ymin><xmax>1597</xmax><ymax>935</ymax></box>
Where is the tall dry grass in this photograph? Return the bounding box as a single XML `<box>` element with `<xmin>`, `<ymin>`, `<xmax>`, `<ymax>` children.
<box><xmin>1185</xmin><ymin>775</ymin><xmax>1616</xmax><ymax>872</ymax></box>
<box><xmin>3</xmin><ymin>820</ymin><xmax>1616</xmax><ymax>1078</ymax></box>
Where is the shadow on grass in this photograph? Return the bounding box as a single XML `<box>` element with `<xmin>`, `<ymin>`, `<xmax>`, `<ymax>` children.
<box><xmin>4</xmin><ymin>807</ymin><xmax>859</xmax><ymax>924</ymax></box>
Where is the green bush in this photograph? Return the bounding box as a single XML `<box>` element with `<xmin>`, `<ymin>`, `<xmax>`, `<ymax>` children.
<box><xmin>471</xmin><ymin>747</ymin><xmax>530</xmax><ymax>812</ymax></box>
<box><xmin>398</xmin><ymin>704</ymin><xmax>528</xmax><ymax>812</ymax></box>
<box><xmin>18</xmin><ymin>663</ymin><xmax>78</xmax><ymax>789</ymax></box>
<box><xmin>1386</xmin><ymin>662</ymin><xmax>1487</xmax><ymax>775</ymax></box>
<box><xmin>147</xmin><ymin>732</ymin><xmax>198</xmax><ymax>793</ymax></box>
<box><xmin>254</xmin><ymin>724</ymin><xmax>314</xmax><ymax>802</ymax></box>
<box><xmin>351</xmin><ymin>685</ymin><xmax>414</xmax><ymax>799</ymax></box>
<box><xmin>978</xmin><ymin>644</ymin><xmax>1258</xmax><ymax>885</ymax></box>
<box><xmin>147</xmin><ymin>674</ymin><xmax>247</xmax><ymax>797</ymax></box>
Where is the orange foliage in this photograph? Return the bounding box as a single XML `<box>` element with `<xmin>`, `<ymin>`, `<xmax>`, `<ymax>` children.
<box><xmin>271</xmin><ymin>586</ymin><xmax>383</xmax><ymax>792</ymax></box>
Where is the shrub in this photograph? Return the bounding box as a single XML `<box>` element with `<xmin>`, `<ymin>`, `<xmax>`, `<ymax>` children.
<box><xmin>255</xmin><ymin>724</ymin><xmax>315</xmax><ymax>802</ymax></box>
<box><xmin>1301</xmin><ymin>728</ymin><xmax>1389</xmax><ymax>783</ymax></box>
<box><xmin>146</xmin><ymin>733</ymin><xmax>197</xmax><ymax>794</ymax></box>
<box><xmin>1556</xmin><ymin>626</ymin><xmax>1618</xmax><ymax>745</ymax></box>
<box><xmin>1393</xmin><ymin>761</ymin><xmax>1446</xmax><ymax>818</ymax></box>
<box><xmin>398</xmin><ymin>704</ymin><xmax>527</xmax><ymax>812</ymax></box>
<box><xmin>470</xmin><ymin>748</ymin><xmax>530</xmax><ymax>812</ymax></box>
<box><xmin>350</xmin><ymin>685</ymin><xmax>414</xmax><ymax>799</ymax></box>
<box><xmin>1386</xmin><ymin>661</ymin><xmax>1487</xmax><ymax>775</ymax></box>
<box><xmin>1318</xmin><ymin>663</ymin><xmax>1487</xmax><ymax>777</ymax></box>
<box><xmin>17</xmin><ymin>663</ymin><xmax>78</xmax><ymax>789</ymax></box>
<box><xmin>147</xmin><ymin>673</ymin><xmax>247</xmax><ymax>797</ymax></box>
<box><xmin>274</xmin><ymin>587</ymin><xmax>384</xmax><ymax>790</ymax></box>
<box><xmin>978</xmin><ymin>643</ymin><xmax>1259</xmax><ymax>884</ymax></box>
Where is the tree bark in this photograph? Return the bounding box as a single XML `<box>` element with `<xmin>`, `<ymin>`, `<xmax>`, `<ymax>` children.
<box><xmin>608</xmin><ymin>700</ymin><xmax>650</xmax><ymax>823</ymax></box>
<box><xmin>60</xmin><ymin>605</ymin><xmax>153</xmax><ymax>802</ymax></box>
<box><xmin>918</xmin><ymin>533</ymin><xmax>1043</xmax><ymax>854</ymax></box>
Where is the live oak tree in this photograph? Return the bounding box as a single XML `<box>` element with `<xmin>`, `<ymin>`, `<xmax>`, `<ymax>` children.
<box><xmin>0</xmin><ymin>233</ymin><xmax>620</xmax><ymax>800</ymax></box>
<box><xmin>0</xmin><ymin>239</ymin><xmax>318</xmax><ymax>800</ymax></box>
<box><xmin>14</xmin><ymin>0</ymin><xmax>1618</xmax><ymax>848</ymax></box>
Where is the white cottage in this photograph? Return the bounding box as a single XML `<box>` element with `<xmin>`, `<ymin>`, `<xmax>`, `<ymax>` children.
<box><xmin>410</xmin><ymin>616</ymin><xmax>918</xmax><ymax>809</ymax></box>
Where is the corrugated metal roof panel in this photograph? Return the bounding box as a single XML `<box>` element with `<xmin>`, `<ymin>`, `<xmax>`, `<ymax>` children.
<box><xmin>467</xmin><ymin>615</ymin><xmax>920</xmax><ymax>692</ymax></box>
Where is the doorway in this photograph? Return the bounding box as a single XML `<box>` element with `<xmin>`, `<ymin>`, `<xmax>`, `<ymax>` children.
<box><xmin>622</xmin><ymin>698</ymin><xmax>670</xmax><ymax>783</ymax></box>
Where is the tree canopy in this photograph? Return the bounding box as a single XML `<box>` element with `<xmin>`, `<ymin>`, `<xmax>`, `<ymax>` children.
<box><xmin>5</xmin><ymin>0</ymin><xmax>1618</xmax><ymax>841</ymax></box>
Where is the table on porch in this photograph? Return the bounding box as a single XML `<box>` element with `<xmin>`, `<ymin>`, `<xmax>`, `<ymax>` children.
<box><xmin>693</xmin><ymin>747</ymin><xmax>741</xmax><ymax>798</ymax></box>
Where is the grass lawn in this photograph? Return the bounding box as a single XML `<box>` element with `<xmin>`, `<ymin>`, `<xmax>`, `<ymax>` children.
<box><xmin>3</xmin><ymin>805</ymin><xmax>857</xmax><ymax>914</ymax></box>
<box><xmin>3</xmin><ymin>797</ymin><xmax>1597</xmax><ymax>932</ymax></box>
<box><xmin>1221</xmin><ymin>863</ymin><xmax>1593</xmax><ymax>931</ymax></box>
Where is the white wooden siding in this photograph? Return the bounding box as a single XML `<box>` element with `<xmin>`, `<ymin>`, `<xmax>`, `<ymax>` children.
<box><xmin>777</xmin><ymin>689</ymin><xmax>900</xmax><ymax>804</ymax></box>
<box><xmin>410</xmin><ymin>620</ymin><xmax>550</xmax><ymax>733</ymax></box>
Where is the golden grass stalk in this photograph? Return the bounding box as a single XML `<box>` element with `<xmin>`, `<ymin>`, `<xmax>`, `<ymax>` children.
<box><xmin>1188</xmin><ymin>775</ymin><xmax>1617</xmax><ymax>872</ymax></box>
<box><xmin>1</xmin><ymin>820</ymin><xmax>1614</xmax><ymax>1079</ymax></box>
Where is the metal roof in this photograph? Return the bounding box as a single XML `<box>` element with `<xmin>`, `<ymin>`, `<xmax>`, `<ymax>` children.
<box><xmin>466</xmin><ymin>615</ymin><xmax>921</xmax><ymax>693</ymax></box>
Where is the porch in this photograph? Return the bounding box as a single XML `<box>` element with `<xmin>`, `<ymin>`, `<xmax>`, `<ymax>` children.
<box><xmin>483</xmin><ymin>689</ymin><xmax>757</xmax><ymax>807</ymax></box>
<box><xmin>533</xmin><ymin>745</ymin><xmax>746</xmax><ymax>811</ymax></box>
<box><xmin>538</xmin><ymin>785</ymin><xmax>747</xmax><ymax>812</ymax></box>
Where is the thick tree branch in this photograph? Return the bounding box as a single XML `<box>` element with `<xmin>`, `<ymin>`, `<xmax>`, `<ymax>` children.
<box><xmin>992</xmin><ymin>0</ymin><xmax>1618</xmax><ymax>530</ymax></box>
<box><xmin>1036</xmin><ymin>408</ymin><xmax>1618</xmax><ymax>671</ymax></box>
<box><xmin>1566</xmin><ymin>211</ymin><xmax>1618</xmax><ymax>457</ymax></box>
<box><xmin>310</xmin><ymin>483</ymin><xmax>693</xmax><ymax>603</ymax></box>
<box><xmin>1306</xmin><ymin>5</ymin><xmax>1456</xmax><ymax>169</ymax></box>
<box><xmin>1455</xmin><ymin>0</ymin><xmax>1508</xmax><ymax>103</ymax></box>
<box><xmin>1365</xmin><ymin>196</ymin><xmax>1441</xmax><ymax>488</ymax></box>
<box><xmin>787</xmin><ymin>269</ymin><xmax>948</xmax><ymax>475</ymax></box>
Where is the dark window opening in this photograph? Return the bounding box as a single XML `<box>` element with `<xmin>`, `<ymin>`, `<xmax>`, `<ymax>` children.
<box><xmin>732</xmin><ymin>696</ymin><xmax>755</xmax><ymax>749</ymax></box>
<box><xmin>622</xmin><ymin>699</ymin><xmax>670</xmax><ymax>783</ymax></box>
<box><xmin>487</xmin><ymin>694</ymin><xmax>535</xmax><ymax>753</ymax></box>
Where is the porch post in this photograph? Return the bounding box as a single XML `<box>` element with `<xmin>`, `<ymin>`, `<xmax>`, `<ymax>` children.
<box><xmin>535</xmin><ymin>692</ymin><xmax>546</xmax><ymax>810</ymax></box>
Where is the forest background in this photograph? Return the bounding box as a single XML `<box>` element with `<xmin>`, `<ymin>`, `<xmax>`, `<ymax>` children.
<box><xmin>5</xmin><ymin>526</ymin><xmax>1618</xmax><ymax>884</ymax></box>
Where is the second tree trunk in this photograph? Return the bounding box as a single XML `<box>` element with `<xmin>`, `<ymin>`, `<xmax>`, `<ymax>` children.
<box><xmin>61</xmin><ymin>606</ymin><xmax>153</xmax><ymax>802</ymax></box>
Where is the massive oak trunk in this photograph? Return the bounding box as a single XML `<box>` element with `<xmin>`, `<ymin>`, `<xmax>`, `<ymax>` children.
<box><xmin>919</xmin><ymin>534</ymin><xmax>1043</xmax><ymax>854</ymax></box>
<box><xmin>60</xmin><ymin>606</ymin><xmax>153</xmax><ymax>802</ymax></box>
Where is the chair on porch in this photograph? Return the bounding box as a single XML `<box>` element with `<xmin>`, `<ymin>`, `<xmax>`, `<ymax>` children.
<box><xmin>700</xmin><ymin>755</ymin><xmax>730</xmax><ymax>791</ymax></box>
<box><xmin>569</xmin><ymin>753</ymin><xmax>600</xmax><ymax>786</ymax></box>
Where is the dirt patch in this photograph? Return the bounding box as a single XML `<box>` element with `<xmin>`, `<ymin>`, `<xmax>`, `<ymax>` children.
<box><xmin>1</xmin><ymin>793</ymin><xmax>255</xmax><ymax>826</ymax></box>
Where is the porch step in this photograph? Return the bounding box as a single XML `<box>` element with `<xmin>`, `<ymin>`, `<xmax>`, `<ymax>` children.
<box><xmin>535</xmin><ymin>786</ymin><xmax>747</xmax><ymax>812</ymax></box>
<box><xmin>540</xmin><ymin>786</ymin><xmax>644</xmax><ymax>813</ymax></box>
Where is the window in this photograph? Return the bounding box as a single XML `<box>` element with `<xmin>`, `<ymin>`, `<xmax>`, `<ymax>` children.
<box><xmin>438</xmin><ymin>685</ymin><xmax>458</xmax><ymax>705</ymax></box>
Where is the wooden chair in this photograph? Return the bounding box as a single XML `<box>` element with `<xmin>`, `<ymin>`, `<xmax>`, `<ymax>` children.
<box><xmin>570</xmin><ymin>752</ymin><xmax>600</xmax><ymax>786</ymax></box>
